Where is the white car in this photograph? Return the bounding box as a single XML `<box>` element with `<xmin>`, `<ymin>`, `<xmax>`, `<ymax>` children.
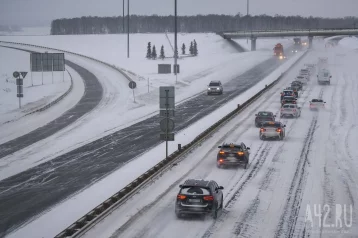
<box><xmin>296</xmin><ymin>75</ymin><xmax>308</xmax><ymax>85</ymax></box>
<box><xmin>299</xmin><ymin>69</ymin><xmax>310</xmax><ymax>79</ymax></box>
<box><xmin>259</xmin><ymin>121</ymin><xmax>286</xmax><ymax>140</ymax></box>
<box><xmin>317</xmin><ymin>69</ymin><xmax>331</xmax><ymax>85</ymax></box>
<box><xmin>280</xmin><ymin>104</ymin><xmax>301</xmax><ymax>118</ymax></box>
<box><xmin>309</xmin><ymin>99</ymin><xmax>326</xmax><ymax>110</ymax></box>
<box><xmin>207</xmin><ymin>80</ymin><xmax>223</xmax><ymax>95</ymax></box>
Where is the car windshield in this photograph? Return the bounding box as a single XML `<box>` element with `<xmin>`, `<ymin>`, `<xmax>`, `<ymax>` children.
<box><xmin>312</xmin><ymin>99</ymin><xmax>323</xmax><ymax>102</ymax></box>
<box><xmin>283</xmin><ymin>104</ymin><xmax>296</xmax><ymax>108</ymax></box>
<box><xmin>323</xmin><ymin>73</ymin><xmax>329</xmax><ymax>77</ymax></box>
<box><xmin>222</xmin><ymin>144</ymin><xmax>241</xmax><ymax>150</ymax></box>
<box><xmin>283</xmin><ymin>97</ymin><xmax>295</xmax><ymax>100</ymax></box>
<box><xmin>258</xmin><ymin>112</ymin><xmax>272</xmax><ymax>116</ymax></box>
<box><xmin>180</xmin><ymin>186</ymin><xmax>210</xmax><ymax>195</ymax></box>
<box><xmin>209</xmin><ymin>82</ymin><xmax>220</xmax><ymax>86</ymax></box>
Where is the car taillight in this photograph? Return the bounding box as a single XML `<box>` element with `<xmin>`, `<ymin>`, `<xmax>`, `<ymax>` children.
<box><xmin>203</xmin><ymin>196</ymin><xmax>214</xmax><ymax>201</ymax></box>
<box><xmin>260</xmin><ymin>128</ymin><xmax>266</xmax><ymax>132</ymax></box>
<box><xmin>177</xmin><ymin>195</ymin><xmax>186</xmax><ymax>200</ymax></box>
<box><xmin>219</xmin><ymin>158</ymin><xmax>224</xmax><ymax>163</ymax></box>
<box><xmin>238</xmin><ymin>151</ymin><xmax>244</xmax><ymax>156</ymax></box>
<box><xmin>293</xmin><ymin>109</ymin><xmax>296</xmax><ymax>112</ymax></box>
<box><xmin>276</xmin><ymin>128</ymin><xmax>281</xmax><ymax>132</ymax></box>
<box><xmin>219</xmin><ymin>151</ymin><xmax>225</xmax><ymax>154</ymax></box>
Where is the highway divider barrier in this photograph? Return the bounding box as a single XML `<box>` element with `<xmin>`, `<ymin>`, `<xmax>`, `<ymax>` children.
<box><xmin>54</xmin><ymin>50</ymin><xmax>309</xmax><ymax>238</ymax></box>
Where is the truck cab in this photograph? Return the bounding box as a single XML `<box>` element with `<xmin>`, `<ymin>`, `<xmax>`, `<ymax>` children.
<box><xmin>317</xmin><ymin>69</ymin><xmax>331</xmax><ymax>85</ymax></box>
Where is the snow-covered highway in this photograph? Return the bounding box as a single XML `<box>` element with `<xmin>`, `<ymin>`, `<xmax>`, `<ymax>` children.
<box><xmin>77</xmin><ymin>46</ymin><xmax>358</xmax><ymax>238</ymax></box>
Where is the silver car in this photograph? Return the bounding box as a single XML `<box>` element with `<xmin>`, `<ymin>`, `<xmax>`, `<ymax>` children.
<box><xmin>259</xmin><ymin>121</ymin><xmax>286</xmax><ymax>140</ymax></box>
<box><xmin>309</xmin><ymin>99</ymin><xmax>326</xmax><ymax>110</ymax></box>
<box><xmin>207</xmin><ymin>81</ymin><xmax>223</xmax><ymax>95</ymax></box>
<box><xmin>280</xmin><ymin>104</ymin><xmax>301</xmax><ymax>118</ymax></box>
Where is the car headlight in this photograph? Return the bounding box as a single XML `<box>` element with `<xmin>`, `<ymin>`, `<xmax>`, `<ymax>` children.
<box><xmin>217</xmin><ymin>88</ymin><xmax>220</xmax><ymax>90</ymax></box>
<box><xmin>208</xmin><ymin>88</ymin><xmax>211</xmax><ymax>90</ymax></box>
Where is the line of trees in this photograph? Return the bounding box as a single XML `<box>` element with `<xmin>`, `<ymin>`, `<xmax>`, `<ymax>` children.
<box><xmin>146</xmin><ymin>40</ymin><xmax>198</xmax><ymax>60</ymax></box>
<box><xmin>50</xmin><ymin>14</ymin><xmax>358</xmax><ymax>35</ymax></box>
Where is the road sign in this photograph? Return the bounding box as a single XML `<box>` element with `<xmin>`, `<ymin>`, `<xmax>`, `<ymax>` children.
<box><xmin>160</xmin><ymin>109</ymin><xmax>175</xmax><ymax>117</ymax></box>
<box><xmin>159</xmin><ymin>86</ymin><xmax>175</xmax><ymax>109</ymax></box>
<box><xmin>160</xmin><ymin>118</ymin><xmax>175</xmax><ymax>133</ymax></box>
<box><xmin>17</xmin><ymin>86</ymin><xmax>23</xmax><ymax>94</ymax></box>
<box><xmin>20</xmin><ymin>72</ymin><xmax>28</xmax><ymax>78</ymax></box>
<box><xmin>160</xmin><ymin>133</ymin><xmax>175</xmax><ymax>141</ymax></box>
<box><xmin>129</xmin><ymin>81</ymin><xmax>137</xmax><ymax>89</ymax></box>
<box><xmin>17</xmin><ymin>93</ymin><xmax>24</xmax><ymax>98</ymax></box>
<box><xmin>13</xmin><ymin>71</ymin><xmax>20</xmax><ymax>78</ymax></box>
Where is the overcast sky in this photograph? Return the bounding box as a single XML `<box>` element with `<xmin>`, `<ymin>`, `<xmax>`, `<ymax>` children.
<box><xmin>1</xmin><ymin>0</ymin><xmax>357</xmax><ymax>27</ymax></box>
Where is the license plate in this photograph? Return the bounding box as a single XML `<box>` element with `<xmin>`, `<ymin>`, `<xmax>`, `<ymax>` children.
<box><xmin>227</xmin><ymin>157</ymin><xmax>236</xmax><ymax>161</ymax></box>
<box><xmin>229</xmin><ymin>154</ymin><xmax>234</xmax><ymax>156</ymax></box>
<box><xmin>189</xmin><ymin>199</ymin><xmax>201</xmax><ymax>203</ymax></box>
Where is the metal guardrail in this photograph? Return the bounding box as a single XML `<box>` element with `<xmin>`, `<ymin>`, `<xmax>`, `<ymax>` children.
<box><xmin>219</xmin><ymin>28</ymin><xmax>358</xmax><ymax>38</ymax></box>
<box><xmin>0</xmin><ymin>41</ymin><xmax>134</xmax><ymax>83</ymax></box>
<box><xmin>54</xmin><ymin>50</ymin><xmax>309</xmax><ymax>238</ymax></box>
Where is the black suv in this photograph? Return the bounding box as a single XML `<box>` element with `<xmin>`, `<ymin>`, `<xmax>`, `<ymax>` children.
<box><xmin>217</xmin><ymin>143</ymin><xmax>250</xmax><ymax>169</ymax></box>
<box><xmin>281</xmin><ymin>96</ymin><xmax>297</xmax><ymax>106</ymax></box>
<box><xmin>255</xmin><ymin>111</ymin><xmax>276</xmax><ymax>127</ymax></box>
<box><xmin>175</xmin><ymin>179</ymin><xmax>224</xmax><ymax>219</ymax></box>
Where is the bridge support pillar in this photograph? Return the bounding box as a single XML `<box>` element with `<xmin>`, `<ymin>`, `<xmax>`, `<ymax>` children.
<box><xmin>308</xmin><ymin>36</ymin><xmax>313</xmax><ymax>49</ymax></box>
<box><xmin>251</xmin><ymin>37</ymin><xmax>257</xmax><ymax>51</ymax></box>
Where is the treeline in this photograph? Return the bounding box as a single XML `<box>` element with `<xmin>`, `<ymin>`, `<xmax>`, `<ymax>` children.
<box><xmin>50</xmin><ymin>14</ymin><xmax>358</xmax><ymax>35</ymax></box>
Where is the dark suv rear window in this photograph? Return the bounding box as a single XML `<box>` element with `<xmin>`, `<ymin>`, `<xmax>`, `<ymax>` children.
<box><xmin>222</xmin><ymin>145</ymin><xmax>241</xmax><ymax>149</ymax></box>
<box><xmin>209</xmin><ymin>82</ymin><xmax>220</xmax><ymax>86</ymax></box>
<box><xmin>180</xmin><ymin>187</ymin><xmax>210</xmax><ymax>195</ymax></box>
<box><xmin>262</xmin><ymin>123</ymin><xmax>281</xmax><ymax>128</ymax></box>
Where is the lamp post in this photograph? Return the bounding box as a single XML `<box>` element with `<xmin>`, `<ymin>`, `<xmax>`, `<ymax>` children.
<box><xmin>123</xmin><ymin>0</ymin><xmax>125</xmax><ymax>33</ymax></box>
<box><xmin>127</xmin><ymin>0</ymin><xmax>130</xmax><ymax>58</ymax></box>
<box><xmin>174</xmin><ymin>0</ymin><xmax>178</xmax><ymax>79</ymax></box>
<box><xmin>246</xmin><ymin>0</ymin><xmax>249</xmax><ymax>44</ymax></box>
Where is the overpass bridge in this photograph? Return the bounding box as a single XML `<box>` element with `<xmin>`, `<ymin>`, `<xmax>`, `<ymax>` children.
<box><xmin>218</xmin><ymin>28</ymin><xmax>358</xmax><ymax>51</ymax></box>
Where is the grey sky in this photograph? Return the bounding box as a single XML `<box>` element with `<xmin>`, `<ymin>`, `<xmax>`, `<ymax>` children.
<box><xmin>1</xmin><ymin>0</ymin><xmax>357</xmax><ymax>27</ymax></box>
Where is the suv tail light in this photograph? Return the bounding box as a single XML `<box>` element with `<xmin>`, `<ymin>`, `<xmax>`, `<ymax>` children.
<box><xmin>219</xmin><ymin>151</ymin><xmax>225</xmax><ymax>154</ymax></box>
<box><xmin>238</xmin><ymin>151</ymin><xmax>244</xmax><ymax>156</ymax></box>
<box><xmin>203</xmin><ymin>196</ymin><xmax>214</xmax><ymax>201</ymax></box>
<box><xmin>260</xmin><ymin>128</ymin><xmax>266</xmax><ymax>132</ymax></box>
<box><xmin>276</xmin><ymin>128</ymin><xmax>282</xmax><ymax>132</ymax></box>
<box><xmin>177</xmin><ymin>195</ymin><xmax>186</xmax><ymax>200</ymax></box>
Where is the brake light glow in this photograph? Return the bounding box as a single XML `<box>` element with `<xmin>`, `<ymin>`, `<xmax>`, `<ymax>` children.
<box><xmin>203</xmin><ymin>196</ymin><xmax>214</xmax><ymax>201</ymax></box>
<box><xmin>238</xmin><ymin>151</ymin><xmax>244</xmax><ymax>156</ymax></box>
<box><xmin>219</xmin><ymin>158</ymin><xmax>224</xmax><ymax>163</ymax></box>
<box><xmin>276</xmin><ymin>128</ymin><xmax>281</xmax><ymax>132</ymax></box>
<box><xmin>177</xmin><ymin>195</ymin><xmax>186</xmax><ymax>200</ymax></box>
<box><xmin>219</xmin><ymin>151</ymin><xmax>225</xmax><ymax>154</ymax></box>
<box><xmin>260</xmin><ymin>128</ymin><xmax>266</xmax><ymax>132</ymax></box>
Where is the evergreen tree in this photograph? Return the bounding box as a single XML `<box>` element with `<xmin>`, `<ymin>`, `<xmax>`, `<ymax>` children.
<box><xmin>160</xmin><ymin>45</ymin><xmax>165</xmax><ymax>59</ymax></box>
<box><xmin>146</xmin><ymin>42</ymin><xmax>152</xmax><ymax>59</ymax></box>
<box><xmin>181</xmin><ymin>43</ymin><xmax>186</xmax><ymax>55</ymax></box>
<box><xmin>152</xmin><ymin>45</ymin><xmax>157</xmax><ymax>59</ymax></box>
<box><xmin>189</xmin><ymin>41</ymin><xmax>193</xmax><ymax>55</ymax></box>
<box><xmin>193</xmin><ymin>40</ymin><xmax>198</xmax><ymax>56</ymax></box>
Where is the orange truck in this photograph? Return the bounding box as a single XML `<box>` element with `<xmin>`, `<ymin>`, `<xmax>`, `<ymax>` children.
<box><xmin>273</xmin><ymin>43</ymin><xmax>284</xmax><ymax>58</ymax></box>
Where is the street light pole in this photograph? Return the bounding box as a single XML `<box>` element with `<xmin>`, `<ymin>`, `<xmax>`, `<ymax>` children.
<box><xmin>127</xmin><ymin>0</ymin><xmax>130</xmax><ymax>58</ymax></box>
<box><xmin>246</xmin><ymin>0</ymin><xmax>249</xmax><ymax>44</ymax></box>
<box><xmin>123</xmin><ymin>0</ymin><xmax>125</xmax><ymax>33</ymax></box>
<box><xmin>174</xmin><ymin>0</ymin><xmax>178</xmax><ymax>79</ymax></box>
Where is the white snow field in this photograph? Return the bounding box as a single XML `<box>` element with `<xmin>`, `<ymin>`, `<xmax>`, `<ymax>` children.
<box><xmin>0</xmin><ymin>46</ymin><xmax>72</xmax><ymax>125</ymax></box>
<box><xmin>0</xmin><ymin>34</ymin><xmax>291</xmax><ymax>179</ymax></box>
<box><xmin>76</xmin><ymin>40</ymin><xmax>358</xmax><ymax>238</ymax></box>
<box><xmin>5</xmin><ymin>43</ymin><xmax>306</xmax><ymax>238</ymax></box>
<box><xmin>17</xmin><ymin>40</ymin><xmax>358</xmax><ymax>238</ymax></box>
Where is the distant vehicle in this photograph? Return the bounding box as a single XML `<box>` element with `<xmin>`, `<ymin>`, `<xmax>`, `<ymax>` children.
<box><xmin>281</xmin><ymin>89</ymin><xmax>295</xmax><ymax>100</ymax></box>
<box><xmin>255</xmin><ymin>111</ymin><xmax>276</xmax><ymax>127</ymax></box>
<box><xmin>217</xmin><ymin>143</ymin><xmax>250</xmax><ymax>169</ymax></box>
<box><xmin>304</xmin><ymin>64</ymin><xmax>316</xmax><ymax>74</ymax></box>
<box><xmin>317</xmin><ymin>69</ymin><xmax>331</xmax><ymax>85</ymax></box>
<box><xmin>291</xmin><ymin>81</ymin><xmax>303</xmax><ymax>91</ymax></box>
<box><xmin>259</xmin><ymin>121</ymin><xmax>286</xmax><ymax>140</ymax></box>
<box><xmin>292</xmin><ymin>38</ymin><xmax>302</xmax><ymax>52</ymax></box>
<box><xmin>207</xmin><ymin>81</ymin><xmax>223</xmax><ymax>95</ymax></box>
<box><xmin>281</xmin><ymin>96</ymin><xmax>297</xmax><ymax>106</ymax></box>
<box><xmin>296</xmin><ymin>75</ymin><xmax>308</xmax><ymax>85</ymax></box>
<box><xmin>299</xmin><ymin>69</ymin><xmax>311</xmax><ymax>78</ymax></box>
<box><xmin>280</xmin><ymin>104</ymin><xmax>301</xmax><ymax>118</ymax></box>
<box><xmin>274</xmin><ymin>43</ymin><xmax>285</xmax><ymax>59</ymax></box>
<box><xmin>302</xmin><ymin>40</ymin><xmax>308</xmax><ymax>46</ymax></box>
<box><xmin>309</xmin><ymin>99</ymin><xmax>326</xmax><ymax>110</ymax></box>
<box><xmin>175</xmin><ymin>179</ymin><xmax>224</xmax><ymax>219</ymax></box>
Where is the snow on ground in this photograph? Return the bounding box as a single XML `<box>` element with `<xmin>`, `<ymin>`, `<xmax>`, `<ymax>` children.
<box><xmin>5</xmin><ymin>44</ymin><xmax>306</xmax><ymax>238</ymax></box>
<box><xmin>0</xmin><ymin>46</ymin><xmax>71</xmax><ymax>125</ymax></box>
<box><xmin>0</xmin><ymin>39</ymin><xmax>274</xmax><ymax>181</ymax></box>
<box><xmin>338</xmin><ymin>36</ymin><xmax>358</xmax><ymax>50</ymax></box>
<box><xmin>78</xmin><ymin>41</ymin><xmax>358</xmax><ymax>238</ymax></box>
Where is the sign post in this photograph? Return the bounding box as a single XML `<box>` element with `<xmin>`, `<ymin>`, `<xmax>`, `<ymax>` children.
<box><xmin>13</xmin><ymin>71</ymin><xmax>27</xmax><ymax>109</ymax></box>
<box><xmin>128</xmin><ymin>81</ymin><xmax>137</xmax><ymax>102</ymax></box>
<box><xmin>159</xmin><ymin>86</ymin><xmax>175</xmax><ymax>158</ymax></box>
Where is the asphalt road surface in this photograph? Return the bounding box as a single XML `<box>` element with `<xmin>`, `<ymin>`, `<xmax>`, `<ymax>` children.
<box><xmin>0</xmin><ymin>46</ymin><xmax>103</xmax><ymax>159</ymax></box>
<box><xmin>0</xmin><ymin>49</ymin><xmax>295</xmax><ymax>234</ymax></box>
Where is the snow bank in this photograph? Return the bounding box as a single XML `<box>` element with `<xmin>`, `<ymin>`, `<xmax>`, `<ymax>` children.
<box><xmin>338</xmin><ymin>36</ymin><xmax>358</xmax><ymax>50</ymax></box>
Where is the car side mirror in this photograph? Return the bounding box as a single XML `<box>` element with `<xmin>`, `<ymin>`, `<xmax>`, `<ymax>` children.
<box><xmin>283</xmin><ymin>125</ymin><xmax>286</xmax><ymax>127</ymax></box>
<box><xmin>218</xmin><ymin>146</ymin><xmax>221</xmax><ymax>148</ymax></box>
<box><xmin>298</xmin><ymin>107</ymin><xmax>301</xmax><ymax>109</ymax></box>
<box><xmin>246</xmin><ymin>147</ymin><xmax>250</xmax><ymax>150</ymax></box>
<box><xmin>218</xmin><ymin>186</ymin><xmax>224</xmax><ymax>190</ymax></box>
<box><xmin>324</xmin><ymin>102</ymin><xmax>326</xmax><ymax>103</ymax></box>
<box><xmin>255</xmin><ymin>114</ymin><xmax>257</xmax><ymax>116</ymax></box>
<box><xmin>179</xmin><ymin>185</ymin><xmax>183</xmax><ymax>188</ymax></box>
<box><xmin>330</xmin><ymin>76</ymin><xmax>332</xmax><ymax>78</ymax></box>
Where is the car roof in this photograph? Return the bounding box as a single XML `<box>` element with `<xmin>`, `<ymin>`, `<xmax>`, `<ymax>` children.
<box><xmin>183</xmin><ymin>179</ymin><xmax>211</xmax><ymax>187</ymax></box>
<box><xmin>312</xmin><ymin>99</ymin><xmax>323</xmax><ymax>102</ymax></box>
<box><xmin>258</xmin><ymin>111</ymin><xmax>273</xmax><ymax>114</ymax></box>
<box><xmin>210</xmin><ymin>80</ymin><xmax>221</xmax><ymax>83</ymax></box>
